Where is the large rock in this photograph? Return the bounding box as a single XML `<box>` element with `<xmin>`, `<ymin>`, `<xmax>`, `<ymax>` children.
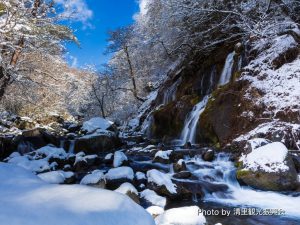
<box><xmin>74</xmin><ymin>131</ymin><xmax>121</xmax><ymax>154</ymax></box>
<box><xmin>236</xmin><ymin>142</ymin><xmax>298</xmax><ymax>191</ymax></box>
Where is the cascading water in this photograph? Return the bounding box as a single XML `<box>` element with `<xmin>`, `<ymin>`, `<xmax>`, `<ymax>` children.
<box><xmin>162</xmin><ymin>77</ymin><xmax>182</xmax><ymax>105</ymax></box>
<box><xmin>180</xmin><ymin>95</ymin><xmax>210</xmax><ymax>144</ymax></box>
<box><xmin>187</xmin><ymin>153</ymin><xmax>300</xmax><ymax>218</ymax></box>
<box><xmin>68</xmin><ymin>140</ymin><xmax>75</xmax><ymax>154</ymax></box>
<box><xmin>218</xmin><ymin>52</ymin><xmax>235</xmax><ymax>86</ymax></box>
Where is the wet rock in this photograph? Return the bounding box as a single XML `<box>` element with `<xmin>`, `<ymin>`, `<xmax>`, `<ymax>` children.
<box><xmin>183</xmin><ymin>142</ymin><xmax>192</xmax><ymax>149</ymax></box>
<box><xmin>291</xmin><ymin>154</ymin><xmax>300</xmax><ymax>173</ymax></box>
<box><xmin>202</xmin><ymin>149</ymin><xmax>214</xmax><ymax>161</ymax></box>
<box><xmin>172</xmin><ymin>171</ymin><xmax>192</xmax><ymax>179</ymax></box>
<box><xmin>173</xmin><ymin>159</ymin><xmax>187</xmax><ymax>172</ymax></box>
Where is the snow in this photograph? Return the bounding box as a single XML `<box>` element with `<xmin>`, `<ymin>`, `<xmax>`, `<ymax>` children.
<box><xmin>105</xmin><ymin>166</ymin><xmax>134</xmax><ymax>180</ymax></box>
<box><xmin>35</xmin><ymin>145</ymin><xmax>68</xmax><ymax>160</ymax></box>
<box><xmin>154</xmin><ymin>150</ymin><xmax>173</xmax><ymax>160</ymax></box>
<box><xmin>113</xmin><ymin>151</ymin><xmax>128</xmax><ymax>167</ymax></box>
<box><xmin>8</xmin><ymin>155</ymin><xmax>50</xmax><ymax>173</ymax></box>
<box><xmin>38</xmin><ymin>170</ymin><xmax>74</xmax><ymax>184</ymax></box>
<box><xmin>82</xmin><ymin>117</ymin><xmax>113</xmax><ymax>133</ymax></box>
<box><xmin>136</xmin><ymin>171</ymin><xmax>146</xmax><ymax>180</ymax></box>
<box><xmin>140</xmin><ymin>189</ymin><xmax>166</xmax><ymax>208</ymax></box>
<box><xmin>242</xmin><ymin>34</ymin><xmax>300</xmax><ymax>114</ymax></box>
<box><xmin>105</xmin><ymin>153</ymin><xmax>113</xmax><ymax>160</ymax></box>
<box><xmin>240</xmin><ymin>142</ymin><xmax>289</xmax><ymax>173</ymax></box>
<box><xmin>146</xmin><ymin>206</ymin><xmax>164</xmax><ymax>217</ymax></box>
<box><xmin>115</xmin><ymin>182</ymin><xmax>138</xmax><ymax>195</ymax></box>
<box><xmin>147</xmin><ymin>169</ymin><xmax>177</xmax><ymax>194</ymax></box>
<box><xmin>80</xmin><ymin>170</ymin><xmax>105</xmax><ymax>185</ymax></box>
<box><xmin>247</xmin><ymin>138</ymin><xmax>271</xmax><ymax>151</ymax></box>
<box><xmin>155</xmin><ymin>206</ymin><xmax>206</xmax><ymax>225</ymax></box>
<box><xmin>0</xmin><ymin>162</ymin><xmax>155</xmax><ymax>225</ymax></box>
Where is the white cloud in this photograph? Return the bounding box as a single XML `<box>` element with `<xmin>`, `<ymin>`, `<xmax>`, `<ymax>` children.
<box><xmin>55</xmin><ymin>0</ymin><xmax>93</xmax><ymax>26</ymax></box>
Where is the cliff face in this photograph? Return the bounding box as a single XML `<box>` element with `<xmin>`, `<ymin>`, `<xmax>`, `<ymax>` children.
<box><xmin>140</xmin><ymin>26</ymin><xmax>300</xmax><ymax>153</ymax></box>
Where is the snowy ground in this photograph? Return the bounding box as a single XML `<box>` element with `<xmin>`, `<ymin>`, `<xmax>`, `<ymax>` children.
<box><xmin>0</xmin><ymin>163</ymin><xmax>155</xmax><ymax>225</ymax></box>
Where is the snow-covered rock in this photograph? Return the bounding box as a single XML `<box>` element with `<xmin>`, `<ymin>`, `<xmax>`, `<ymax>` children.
<box><xmin>140</xmin><ymin>189</ymin><xmax>166</xmax><ymax>208</ymax></box>
<box><xmin>0</xmin><ymin>162</ymin><xmax>155</xmax><ymax>225</ymax></box>
<box><xmin>237</xmin><ymin>142</ymin><xmax>298</xmax><ymax>191</ymax></box>
<box><xmin>155</xmin><ymin>206</ymin><xmax>206</xmax><ymax>225</ymax></box>
<box><xmin>105</xmin><ymin>167</ymin><xmax>135</xmax><ymax>189</ymax></box>
<box><xmin>82</xmin><ymin>117</ymin><xmax>114</xmax><ymax>133</ymax></box>
<box><xmin>80</xmin><ymin>170</ymin><xmax>105</xmax><ymax>188</ymax></box>
<box><xmin>147</xmin><ymin>169</ymin><xmax>177</xmax><ymax>196</ymax></box>
<box><xmin>153</xmin><ymin>150</ymin><xmax>173</xmax><ymax>164</ymax></box>
<box><xmin>146</xmin><ymin>206</ymin><xmax>164</xmax><ymax>218</ymax></box>
<box><xmin>38</xmin><ymin>170</ymin><xmax>75</xmax><ymax>184</ymax></box>
<box><xmin>115</xmin><ymin>182</ymin><xmax>139</xmax><ymax>204</ymax></box>
<box><xmin>113</xmin><ymin>151</ymin><xmax>128</xmax><ymax>167</ymax></box>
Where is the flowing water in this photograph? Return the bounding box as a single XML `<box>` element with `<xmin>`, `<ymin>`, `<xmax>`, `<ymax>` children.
<box><xmin>218</xmin><ymin>52</ymin><xmax>235</xmax><ymax>86</ymax></box>
<box><xmin>180</xmin><ymin>95</ymin><xmax>210</xmax><ymax>144</ymax></box>
<box><xmin>68</xmin><ymin>140</ymin><xmax>75</xmax><ymax>154</ymax></box>
<box><xmin>162</xmin><ymin>78</ymin><xmax>182</xmax><ymax>105</ymax></box>
<box><xmin>183</xmin><ymin>153</ymin><xmax>300</xmax><ymax>224</ymax></box>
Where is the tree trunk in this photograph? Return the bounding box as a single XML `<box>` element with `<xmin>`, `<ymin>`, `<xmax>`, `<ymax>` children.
<box><xmin>10</xmin><ymin>36</ymin><xmax>24</xmax><ymax>66</ymax></box>
<box><xmin>0</xmin><ymin>66</ymin><xmax>10</xmax><ymax>100</ymax></box>
<box><xmin>124</xmin><ymin>46</ymin><xmax>145</xmax><ymax>102</ymax></box>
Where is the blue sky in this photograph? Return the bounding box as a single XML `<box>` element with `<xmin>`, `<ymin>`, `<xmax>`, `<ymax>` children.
<box><xmin>65</xmin><ymin>0</ymin><xmax>139</xmax><ymax>69</ymax></box>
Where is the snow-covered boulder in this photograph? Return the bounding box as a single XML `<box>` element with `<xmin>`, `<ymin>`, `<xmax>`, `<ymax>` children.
<box><xmin>73</xmin><ymin>152</ymin><xmax>101</xmax><ymax>172</ymax></box>
<box><xmin>140</xmin><ymin>189</ymin><xmax>166</xmax><ymax>208</ymax></box>
<box><xmin>173</xmin><ymin>159</ymin><xmax>187</xmax><ymax>172</ymax></box>
<box><xmin>147</xmin><ymin>169</ymin><xmax>178</xmax><ymax>197</ymax></box>
<box><xmin>74</xmin><ymin>129</ymin><xmax>122</xmax><ymax>154</ymax></box>
<box><xmin>80</xmin><ymin>170</ymin><xmax>106</xmax><ymax>188</ymax></box>
<box><xmin>38</xmin><ymin>170</ymin><xmax>75</xmax><ymax>184</ymax></box>
<box><xmin>113</xmin><ymin>151</ymin><xmax>128</xmax><ymax>167</ymax></box>
<box><xmin>153</xmin><ymin>150</ymin><xmax>173</xmax><ymax>164</ymax></box>
<box><xmin>82</xmin><ymin>117</ymin><xmax>114</xmax><ymax>133</ymax></box>
<box><xmin>104</xmin><ymin>153</ymin><xmax>114</xmax><ymax>164</ymax></box>
<box><xmin>155</xmin><ymin>206</ymin><xmax>206</xmax><ymax>225</ymax></box>
<box><xmin>0</xmin><ymin>162</ymin><xmax>155</xmax><ymax>225</ymax></box>
<box><xmin>115</xmin><ymin>182</ymin><xmax>139</xmax><ymax>204</ymax></box>
<box><xmin>146</xmin><ymin>206</ymin><xmax>164</xmax><ymax>218</ymax></box>
<box><xmin>105</xmin><ymin>166</ymin><xmax>135</xmax><ymax>189</ymax></box>
<box><xmin>237</xmin><ymin>142</ymin><xmax>298</xmax><ymax>191</ymax></box>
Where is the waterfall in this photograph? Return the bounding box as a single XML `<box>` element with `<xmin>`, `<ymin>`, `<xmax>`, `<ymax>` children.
<box><xmin>218</xmin><ymin>52</ymin><xmax>235</xmax><ymax>86</ymax></box>
<box><xmin>180</xmin><ymin>95</ymin><xmax>210</xmax><ymax>144</ymax></box>
<box><xmin>188</xmin><ymin>153</ymin><xmax>300</xmax><ymax>218</ymax></box>
<box><xmin>68</xmin><ymin>140</ymin><xmax>75</xmax><ymax>154</ymax></box>
<box><xmin>162</xmin><ymin>78</ymin><xmax>182</xmax><ymax>105</ymax></box>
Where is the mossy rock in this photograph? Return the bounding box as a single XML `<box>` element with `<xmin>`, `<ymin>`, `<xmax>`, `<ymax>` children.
<box><xmin>236</xmin><ymin>156</ymin><xmax>298</xmax><ymax>191</ymax></box>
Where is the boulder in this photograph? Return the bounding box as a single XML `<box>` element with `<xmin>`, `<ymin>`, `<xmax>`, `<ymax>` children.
<box><xmin>202</xmin><ymin>149</ymin><xmax>214</xmax><ymax>162</ymax></box>
<box><xmin>173</xmin><ymin>159</ymin><xmax>187</xmax><ymax>172</ymax></box>
<box><xmin>115</xmin><ymin>182</ymin><xmax>140</xmax><ymax>204</ymax></box>
<box><xmin>80</xmin><ymin>170</ymin><xmax>106</xmax><ymax>188</ymax></box>
<box><xmin>74</xmin><ymin>132</ymin><xmax>121</xmax><ymax>154</ymax></box>
<box><xmin>153</xmin><ymin>150</ymin><xmax>173</xmax><ymax>164</ymax></box>
<box><xmin>237</xmin><ymin>142</ymin><xmax>298</xmax><ymax>191</ymax></box>
<box><xmin>105</xmin><ymin>167</ymin><xmax>134</xmax><ymax>189</ymax></box>
<box><xmin>172</xmin><ymin>171</ymin><xmax>192</xmax><ymax>179</ymax></box>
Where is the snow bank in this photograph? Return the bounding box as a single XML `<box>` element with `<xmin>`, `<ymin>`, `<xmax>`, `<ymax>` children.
<box><xmin>106</xmin><ymin>167</ymin><xmax>134</xmax><ymax>180</ymax></box>
<box><xmin>38</xmin><ymin>170</ymin><xmax>74</xmax><ymax>184</ymax></box>
<box><xmin>240</xmin><ymin>142</ymin><xmax>289</xmax><ymax>172</ymax></box>
<box><xmin>115</xmin><ymin>182</ymin><xmax>138</xmax><ymax>195</ymax></box>
<box><xmin>0</xmin><ymin>163</ymin><xmax>155</xmax><ymax>225</ymax></box>
<box><xmin>80</xmin><ymin>170</ymin><xmax>105</xmax><ymax>185</ymax></box>
<box><xmin>82</xmin><ymin>117</ymin><xmax>113</xmax><ymax>133</ymax></box>
<box><xmin>147</xmin><ymin>169</ymin><xmax>177</xmax><ymax>194</ymax></box>
<box><xmin>113</xmin><ymin>151</ymin><xmax>128</xmax><ymax>167</ymax></box>
<box><xmin>8</xmin><ymin>155</ymin><xmax>50</xmax><ymax>173</ymax></box>
<box><xmin>155</xmin><ymin>206</ymin><xmax>206</xmax><ymax>225</ymax></box>
<box><xmin>140</xmin><ymin>189</ymin><xmax>166</xmax><ymax>208</ymax></box>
